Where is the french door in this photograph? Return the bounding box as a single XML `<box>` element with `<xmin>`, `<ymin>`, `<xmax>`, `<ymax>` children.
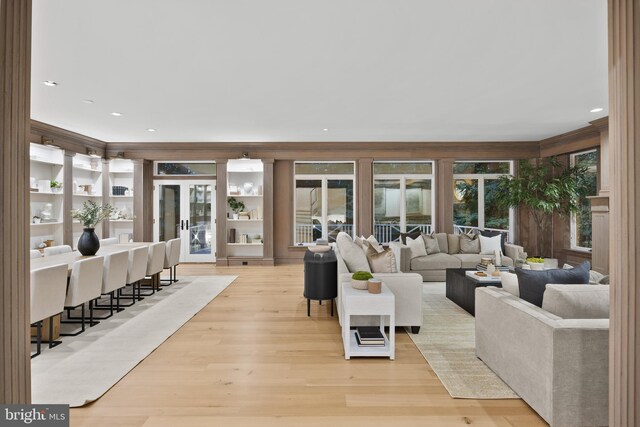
<box><xmin>153</xmin><ymin>180</ymin><xmax>216</xmax><ymax>262</ymax></box>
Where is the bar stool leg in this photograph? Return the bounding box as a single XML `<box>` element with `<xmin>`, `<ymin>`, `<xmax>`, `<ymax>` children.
<box><xmin>307</xmin><ymin>299</ymin><xmax>310</xmax><ymax>317</ymax></box>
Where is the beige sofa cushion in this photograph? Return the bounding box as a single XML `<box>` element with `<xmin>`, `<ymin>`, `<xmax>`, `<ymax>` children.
<box><xmin>447</xmin><ymin>234</ymin><xmax>460</xmax><ymax>254</ymax></box>
<box><xmin>542</xmin><ymin>284</ymin><xmax>609</xmax><ymax>319</ymax></box>
<box><xmin>500</xmin><ymin>271</ymin><xmax>519</xmax><ymax>297</ymax></box>
<box><xmin>364</xmin><ymin>241</ymin><xmax>397</xmax><ymax>273</ymax></box>
<box><xmin>411</xmin><ymin>252</ymin><xmax>461</xmax><ymax>270</ymax></box>
<box><xmin>459</xmin><ymin>234</ymin><xmax>480</xmax><ymax>254</ymax></box>
<box><xmin>422</xmin><ymin>234</ymin><xmax>441</xmax><ymax>254</ymax></box>
<box><xmin>406</xmin><ymin>236</ymin><xmax>427</xmax><ymax>259</ymax></box>
<box><xmin>433</xmin><ymin>233</ymin><xmax>449</xmax><ymax>254</ymax></box>
<box><xmin>452</xmin><ymin>253</ymin><xmax>484</xmax><ymax>268</ymax></box>
<box><xmin>336</xmin><ymin>232</ymin><xmax>371</xmax><ymax>273</ymax></box>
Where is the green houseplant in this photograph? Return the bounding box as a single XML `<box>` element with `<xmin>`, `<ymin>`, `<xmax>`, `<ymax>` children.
<box><xmin>71</xmin><ymin>200</ymin><xmax>115</xmax><ymax>256</ymax></box>
<box><xmin>493</xmin><ymin>157</ymin><xmax>591</xmax><ymax>257</ymax></box>
<box><xmin>50</xmin><ymin>180</ymin><xmax>63</xmax><ymax>193</ymax></box>
<box><xmin>227</xmin><ymin>197</ymin><xmax>245</xmax><ymax>220</ymax></box>
<box><xmin>351</xmin><ymin>271</ymin><xmax>373</xmax><ymax>290</ymax></box>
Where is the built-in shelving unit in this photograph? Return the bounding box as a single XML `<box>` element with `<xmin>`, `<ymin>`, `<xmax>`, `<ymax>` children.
<box><xmin>71</xmin><ymin>153</ymin><xmax>103</xmax><ymax>249</ymax></box>
<box><xmin>108</xmin><ymin>159</ymin><xmax>134</xmax><ymax>242</ymax></box>
<box><xmin>29</xmin><ymin>143</ymin><xmax>65</xmax><ymax>250</ymax></box>
<box><xmin>226</xmin><ymin>159</ymin><xmax>264</xmax><ymax>259</ymax></box>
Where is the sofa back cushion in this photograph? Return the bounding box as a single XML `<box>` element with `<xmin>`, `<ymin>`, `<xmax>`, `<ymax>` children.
<box><xmin>336</xmin><ymin>232</ymin><xmax>371</xmax><ymax>273</ymax></box>
<box><xmin>459</xmin><ymin>234</ymin><xmax>481</xmax><ymax>254</ymax></box>
<box><xmin>433</xmin><ymin>232</ymin><xmax>449</xmax><ymax>254</ymax></box>
<box><xmin>542</xmin><ymin>284</ymin><xmax>609</xmax><ymax>319</ymax></box>
<box><xmin>515</xmin><ymin>261</ymin><xmax>590</xmax><ymax>307</ymax></box>
<box><xmin>500</xmin><ymin>271</ymin><xmax>519</xmax><ymax>297</ymax></box>
<box><xmin>364</xmin><ymin>241</ymin><xmax>398</xmax><ymax>273</ymax></box>
<box><xmin>447</xmin><ymin>234</ymin><xmax>460</xmax><ymax>254</ymax></box>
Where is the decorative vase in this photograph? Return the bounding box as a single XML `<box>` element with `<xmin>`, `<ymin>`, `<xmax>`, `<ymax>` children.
<box><xmin>232</xmin><ymin>213</ymin><xmax>239</xmax><ymax>220</ymax></box>
<box><xmin>351</xmin><ymin>279</ymin><xmax>368</xmax><ymax>290</ymax></box>
<box><xmin>243</xmin><ymin>182</ymin><xmax>253</xmax><ymax>195</ymax></box>
<box><xmin>77</xmin><ymin>228</ymin><xmax>100</xmax><ymax>256</ymax></box>
<box><xmin>367</xmin><ymin>278</ymin><xmax>382</xmax><ymax>294</ymax></box>
<box><xmin>529</xmin><ymin>262</ymin><xmax>545</xmax><ymax>271</ymax></box>
<box><xmin>486</xmin><ymin>263</ymin><xmax>496</xmax><ymax>275</ymax></box>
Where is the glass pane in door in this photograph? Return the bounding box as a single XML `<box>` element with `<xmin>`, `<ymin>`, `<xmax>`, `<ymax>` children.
<box><xmin>159</xmin><ymin>184</ymin><xmax>181</xmax><ymax>242</ymax></box>
<box><xmin>374</xmin><ymin>179</ymin><xmax>401</xmax><ymax>243</ymax></box>
<box><xmin>405</xmin><ymin>179</ymin><xmax>432</xmax><ymax>234</ymax></box>
<box><xmin>453</xmin><ymin>178</ymin><xmax>479</xmax><ymax>230</ymax></box>
<box><xmin>189</xmin><ymin>184</ymin><xmax>212</xmax><ymax>255</ymax></box>
<box><xmin>327</xmin><ymin>179</ymin><xmax>354</xmax><ymax>242</ymax></box>
<box><xmin>295</xmin><ymin>180</ymin><xmax>322</xmax><ymax>244</ymax></box>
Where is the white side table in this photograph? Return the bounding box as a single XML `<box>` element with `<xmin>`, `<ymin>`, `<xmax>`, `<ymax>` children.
<box><xmin>341</xmin><ymin>282</ymin><xmax>395</xmax><ymax>360</ymax></box>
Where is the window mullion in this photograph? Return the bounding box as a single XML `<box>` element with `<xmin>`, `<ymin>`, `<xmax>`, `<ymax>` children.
<box><xmin>400</xmin><ymin>177</ymin><xmax>407</xmax><ymax>232</ymax></box>
<box><xmin>478</xmin><ymin>178</ymin><xmax>485</xmax><ymax>229</ymax></box>
<box><xmin>322</xmin><ymin>178</ymin><xmax>329</xmax><ymax>240</ymax></box>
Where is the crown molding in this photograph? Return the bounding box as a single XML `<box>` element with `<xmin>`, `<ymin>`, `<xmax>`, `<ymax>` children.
<box><xmin>30</xmin><ymin>120</ymin><xmax>107</xmax><ymax>156</ymax></box>
<box><xmin>539</xmin><ymin>123</ymin><xmax>602</xmax><ymax>157</ymax></box>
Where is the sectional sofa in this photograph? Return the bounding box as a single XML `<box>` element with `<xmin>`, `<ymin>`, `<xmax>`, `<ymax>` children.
<box><xmin>390</xmin><ymin>232</ymin><xmax>527</xmax><ymax>281</ymax></box>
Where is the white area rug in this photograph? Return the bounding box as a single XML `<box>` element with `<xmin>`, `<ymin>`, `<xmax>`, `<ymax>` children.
<box><xmin>408</xmin><ymin>282</ymin><xmax>519</xmax><ymax>399</ymax></box>
<box><xmin>31</xmin><ymin>275</ymin><xmax>236</xmax><ymax>407</ymax></box>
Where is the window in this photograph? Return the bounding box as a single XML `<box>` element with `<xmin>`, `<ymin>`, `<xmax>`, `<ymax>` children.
<box><xmin>155</xmin><ymin>161</ymin><xmax>216</xmax><ymax>176</ymax></box>
<box><xmin>570</xmin><ymin>150</ymin><xmax>598</xmax><ymax>250</ymax></box>
<box><xmin>453</xmin><ymin>161</ymin><xmax>513</xmax><ymax>240</ymax></box>
<box><xmin>373</xmin><ymin>162</ymin><xmax>434</xmax><ymax>243</ymax></box>
<box><xmin>294</xmin><ymin>162</ymin><xmax>355</xmax><ymax>244</ymax></box>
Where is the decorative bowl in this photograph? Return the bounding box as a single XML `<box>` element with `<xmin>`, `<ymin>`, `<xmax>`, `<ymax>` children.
<box><xmin>529</xmin><ymin>262</ymin><xmax>545</xmax><ymax>270</ymax></box>
<box><xmin>351</xmin><ymin>279</ymin><xmax>368</xmax><ymax>290</ymax></box>
<box><xmin>308</xmin><ymin>245</ymin><xmax>331</xmax><ymax>253</ymax></box>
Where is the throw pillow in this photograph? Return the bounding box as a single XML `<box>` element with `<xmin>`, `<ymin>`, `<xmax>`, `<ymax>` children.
<box><xmin>336</xmin><ymin>232</ymin><xmax>371</xmax><ymax>273</ymax></box>
<box><xmin>500</xmin><ymin>271</ymin><xmax>519</xmax><ymax>297</ymax></box>
<box><xmin>459</xmin><ymin>234</ymin><xmax>481</xmax><ymax>254</ymax></box>
<box><xmin>364</xmin><ymin>241</ymin><xmax>398</xmax><ymax>273</ymax></box>
<box><xmin>542</xmin><ymin>284</ymin><xmax>609</xmax><ymax>319</ymax></box>
<box><xmin>400</xmin><ymin>230</ymin><xmax>421</xmax><ymax>245</ymax></box>
<box><xmin>406</xmin><ymin>235</ymin><xmax>427</xmax><ymax>259</ymax></box>
<box><xmin>447</xmin><ymin>234</ymin><xmax>460</xmax><ymax>254</ymax></box>
<box><xmin>478</xmin><ymin>229</ymin><xmax>507</xmax><ymax>254</ymax></box>
<box><xmin>479</xmin><ymin>234</ymin><xmax>502</xmax><ymax>255</ymax></box>
<box><xmin>422</xmin><ymin>234</ymin><xmax>441</xmax><ymax>255</ymax></box>
<box><xmin>355</xmin><ymin>235</ymin><xmax>382</xmax><ymax>253</ymax></box>
<box><xmin>515</xmin><ymin>261</ymin><xmax>591</xmax><ymax>308</ymax></box>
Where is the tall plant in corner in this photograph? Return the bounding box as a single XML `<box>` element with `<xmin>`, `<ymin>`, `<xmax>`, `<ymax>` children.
<box><xmin>493</xmin><ymin>157</ymin><xmax>590</xmax><ymax>257</ymax></box>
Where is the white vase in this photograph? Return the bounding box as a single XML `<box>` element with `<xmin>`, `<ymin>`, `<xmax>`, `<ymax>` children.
<box><xmin>243</xmin><ymin>182</ymin><xmax>253</xmax><ymax>195</ymax></box>
<box><xmin>486</xmin><ymin>263</ymin><xmax>496</xmax><ymax>275</ymax></box>
<box><xmin>232</xmin><ymin>213</ymin><xmax>239</xmax><ymax>220</ymax></box>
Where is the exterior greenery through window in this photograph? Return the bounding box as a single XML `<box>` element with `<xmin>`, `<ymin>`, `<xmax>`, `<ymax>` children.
<box><xmin>453</xmin><ymin>161</ymin><xmax>513</xmax><ymax>239</ymax></box>
<box><xmin>373</xmin><ymin>162</ymin><xmax>434</xmax><ymax>243</ymax></box>
<box><xmin>570</xmin><ymin>150</ymin><xmax>598</xmax><ymax>250</ymax></box>
<box><xmin>156</xmin><ymin>162</ymin><xmax>216</xmax><ymax>176</ymax></box>
<box><xmin>294</xmin><ymin>162</ymin><xmax>355</xmax><ymax>244</ymax></box>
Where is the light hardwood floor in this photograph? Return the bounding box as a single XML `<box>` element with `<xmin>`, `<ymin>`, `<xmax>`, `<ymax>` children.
<box><xmin>69</xmin><ymin>264</ymin><xmax>547</xmax><ymax>426</ymax></box>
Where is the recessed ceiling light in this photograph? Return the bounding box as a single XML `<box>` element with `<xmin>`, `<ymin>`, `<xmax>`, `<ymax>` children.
<box><xmin>43</xmin><ymin>81</ymin><xmax>58</xmax><ymax>87</ymax></box>
<box><xmin>590</xmin><ymin>107</ymin><xmax>604</xmax><ymax>113</ymax></box>
<box><xmin>146</xmin><ymin>128</ymin><xmax>156</xmax><ymax>132</ymax></box>
<box><xmin>323</xmin><ymin>128</ymin><xmax>329</xmax><ymax>131</ymax></box>
<box><xmin>111</xmin><ymin>112</ymin><xmax>123</xmax><ymax>117</ymax></box>
<box><xmin>82</xmin><ymin>99</ymin><xmax>94</xmax><ymax>104</ymax></box>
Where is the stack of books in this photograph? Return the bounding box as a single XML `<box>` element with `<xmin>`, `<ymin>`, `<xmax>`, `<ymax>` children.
<box><xmin>476</xmin><ymin>264</ymin><xmax>510</xmax><ymax>272</ymax></box>
<box><xmin>355</xmin><ymin>326</ymin><xmax>385</xmax><ymax>347</ymax></box>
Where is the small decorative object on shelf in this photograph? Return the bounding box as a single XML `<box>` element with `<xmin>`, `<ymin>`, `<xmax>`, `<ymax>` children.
<box><xmin>228</xmin><ymin>197</ymin><xmax>245</xmax><ymax>220</ymax></box>
<box><xmin>242</xmin><ymin>182</ymin><xmax>253</xmax><ymax>195</ymax></box>
<box><xmin>355</xmin><ymin>326</ymin><xmax>385</xmax><ymax>346</ymax></box>
<box><xmin>351</xmin><ymin>271</ymin><xmax>373</xmax><ymax>290</ymax></box>
<box><xmin>367</xmin><ymin>278</ymin><xmax>382</xmax><ymax>294</ymax></box>
<box><xmin>71</xmin><ymin>200</ymin><xmax>115</xmax><ymax>256</ymax></box>
<box><xmin>50</xmin><ymin>180</ymin><xmax>62</xmax><ymax>193</ymax></box>
<box><xmin>32</xmin><ymin>216</ymin><xmax>41</xmax><ymax>224</ymax></box>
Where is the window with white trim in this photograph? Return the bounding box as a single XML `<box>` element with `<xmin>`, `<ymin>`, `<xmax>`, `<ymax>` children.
<box><xmin>294</xmin><ymin>162</ymin><xmax>355</xmax><ymax>245</ymax></box>
<box><xmin>453</xmin><ymin>161</ymin><xmax>514</xmax><ymax>240</ymax></box>
<box><xmin>373</xmin><ymin>162</ymin><xmax>434</xmax><ymax>243</ymax></box>
<box><xmin>570</xmin><ymin>149</ymin><xmax>598</xmax><ymax>250</ymax></box>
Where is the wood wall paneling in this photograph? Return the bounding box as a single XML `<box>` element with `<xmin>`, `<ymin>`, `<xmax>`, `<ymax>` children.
<box><xmin>436</xmin><ymin>159</ymin><xmax>454</xmax><ymax>234</ymax></box>
<box><xmin>101</xmin><ymin>159</ymin><xmax>110</xmax><ymax>238</ymax></box>
<box><xmin>539</xmin><ymin>125</ymin><xmax>601</xmax><ymax>157</ymax></box>
<box><xmin>132</xmin><ymin>160</ymin><xmax>145</xmax><ymax>241</ymax></box>
<box><xmin>262</xmin><ymin>159</ymin><xmax>275</xmax><ymax>264</ymax></box>
<box><xmin>63</xmin><ymin>151</ymin><xmax>74</xmax><ymax>246</ymax></box>
<box><xmin>0</xmin><ymin>0</ymin><xmax>32</xmax><ymax>404</ymax></box>
<box><xmin>142</xmin><ymin>161</ymin><xmax>153</xmax><ymax>241</ymax></box>
<box><xmin>214</xmin><ymin>160</ymin><xmax>227</xmax><ymax>264</ymax></box>
<box><xmin>357</xmin><ymin>159</ymin><xmax>373</xmax><ymax>237</ymax></box>
<box><xmin>608</xmin><ymin>0</ymin><xmax>640</xmax><ymax>424</ymax></box>
<box><xmin>589</xmin><ymin>196</ymin><xmax>609</xmax><ymax>274</ymax></box>
<box><xmin>273</xmin><ymin>160</ymin><xmax>306</xmax><ymax>264</ymax></box>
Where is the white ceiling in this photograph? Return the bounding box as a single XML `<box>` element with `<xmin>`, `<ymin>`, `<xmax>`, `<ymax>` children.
<box><xmin>31</xmin><ymin>0</ymin><xmax>608</xmax><ymax>143</ymax></box>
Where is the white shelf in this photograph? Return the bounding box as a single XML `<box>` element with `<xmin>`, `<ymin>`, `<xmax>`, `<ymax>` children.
<box><xmin>109</xmin><ymin>170</ymin><xmax>133</xmax><ymax>174</ymax></box>
<box><xmin>110</xmin><ymin>195</ymin><xmax>133</xmax><ymax>198</ymax></box>
<box><xmin>228</xmin><ymin>219</ymin><xmax>263</xmax><ymax>222</ymax></box>
<box><xmin>31</xmin><ymin>221</ymin><xmax>63</xmax><ymax>226</ymax></box>
<box><xmin>109</xmin><ymin>219</ymin><xmax>133</xmax><ymax>223</ymax></box>
<box><xmin>73</xmin><ymin>193</ymin><xmax>102</xmax><ymax>197</ymax></box>
<box><xmin>227</xmin><ymin>194</ymin><xmax>262</xmax><ymax>198</ymax></box>
<box><xmin>30</xmin><ymin>157</ymin><xmax>63</xmax><ymax>166</ymax></box>
<box><xmin>30</xmin><ymin>191</ymin><xmax>64</xmax><ymax>196</ymax></box>
<box><xmin>73</xmin><ymin>165</ymin><xmax>102</xmax><ymax>173</ymax></box>
<box><xmin>227</xmin><ymin>243</ymin><xmax>263</xmax><ymax>246</ymax></box>
<box><xmin>345</xmin><ymin>330</ymin><xmax>392</xmax><ymax>358</ymax></box>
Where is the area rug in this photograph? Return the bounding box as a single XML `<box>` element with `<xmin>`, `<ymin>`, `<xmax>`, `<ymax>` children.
<box><xmin>408</xmin><ymin>282</ymin><xmax>519</xmax><ymax>399</ymax></box>
<box><xmin>31</xmin><ymin>275</ymin><xmax>237</xmax><ymax>407</ymax></box>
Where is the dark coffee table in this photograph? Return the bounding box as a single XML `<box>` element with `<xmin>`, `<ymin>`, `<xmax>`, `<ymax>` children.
<box><xmin>445</xmin><ymin>268</ymin><xmax>502</xmax><ymax>316</ymax></box>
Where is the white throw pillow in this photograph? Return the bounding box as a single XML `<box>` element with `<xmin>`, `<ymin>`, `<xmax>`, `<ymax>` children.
<box><xmin>406</xmin><ymin>236</ymin><xmax>427</xmax><ymax>259</ymax></box>
<box><xmin>479</xmin><ymin>234</ymin><xmax>502</xmax><ymax>255</ymax></box>
<box><xmin>500</xmin><ymin>271</ymin><xmax>519</xmax><ymax>297</ymax></box>
<box><xmin>336</xmin><ymin>232</ymin><xmax>371</xmax><ymax>273</ymax></box>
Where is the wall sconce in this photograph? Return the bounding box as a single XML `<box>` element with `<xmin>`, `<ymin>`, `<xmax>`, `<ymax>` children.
<box><xmin>87</xmin><ymin>149</ymin><xmax>101</xmax><ymax>158</ymax></box>
<box><xmin>241</xmin><ymin>152</ymin><xmax>250</xmax><ymax>160</ymax></box>
<box><xmin>40</xmin><ymin>136</ymin><xmax>59</xmax><ymax>148</ymax></box>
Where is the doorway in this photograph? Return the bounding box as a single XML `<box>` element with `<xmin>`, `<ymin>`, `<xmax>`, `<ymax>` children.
<box><xmin>153</xmin><ymin>180</ymin><xmax>216</xmax><ymax>262</ymax></box>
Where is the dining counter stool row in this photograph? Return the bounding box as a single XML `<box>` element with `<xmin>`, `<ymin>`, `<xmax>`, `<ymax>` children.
<box><xmin>29</xmin><ymin>239</ymin><xmax>181</xmax><ymax>358</ymax></box>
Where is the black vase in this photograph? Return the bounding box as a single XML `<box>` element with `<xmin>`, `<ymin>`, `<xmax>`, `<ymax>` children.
<box><xmin>77</xmin><ymin>227</ymin><xmax>100</xmax><ymax>256</ymax></box>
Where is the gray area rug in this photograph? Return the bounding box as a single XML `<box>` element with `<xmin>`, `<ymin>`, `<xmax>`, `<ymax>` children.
<box><xmin>31</xmin><ymin>275</ymin><xmax>236</xmax><ymax>407</ymax></box>
<box><xmin>408</xmin><ymin>282</ymin><xmax>519</xmax><ymax>399</ymax></box>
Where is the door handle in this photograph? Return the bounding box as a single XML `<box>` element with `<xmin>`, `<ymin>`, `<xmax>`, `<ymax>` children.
<box><xmin>186</xmin><ymin>220</ymin><xmax>189</xmax><ymax>230</ymax></box>
<box><xmin>180</xmin><ymin>220</ymin><xmax>184</xmax><ymax>230</ymax></box>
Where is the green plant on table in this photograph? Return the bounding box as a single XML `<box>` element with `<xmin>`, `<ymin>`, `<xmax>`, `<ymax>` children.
<box><xmin>351</xmin><ymin>271</ymin><xmax>373</xmax><ymax>281</ymax></box>
<box><xmin>71</xmin><ymin>200</ymin><xmax>115</xmax><ymax>228</ymax></box>
<box><xmin>526</xmin><ymin>257</ymin><xmax>545</xmax><ymax>264</ymax></box>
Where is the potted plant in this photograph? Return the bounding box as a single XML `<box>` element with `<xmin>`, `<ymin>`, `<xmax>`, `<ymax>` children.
<box><xmin>228</xmin><ymin>197</ymin><xmax>245</xmax><ymax>220</ymax></box>
<box><xmin>526</xmin><ymin>257</ymin><xmax>545</xmax><ymax>270</ymax></box>
<box><xmin>71</xmin><ymin>200</ymin><xmax>115</xmax><ymax>256</ymax></box>
<box><xmin>50</xmin><ymin>180</ymin><xmax>63</xmax><ymax>193</ymax></box>
<box><xmin>493</xmin><ymin>157</ymin><xmax>591</xmax><ymax>257</ymax></box>
<box><xmin>351</xmin><ymin>271</ymin><xmax>373</xmax><ymax>290</ymax></box>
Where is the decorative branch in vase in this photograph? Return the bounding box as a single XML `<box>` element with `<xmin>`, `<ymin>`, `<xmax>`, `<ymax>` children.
<box><xmin>71</xmin><ymin>200</ymin><xmax>115</xmax><ymax>255</ymax></box>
